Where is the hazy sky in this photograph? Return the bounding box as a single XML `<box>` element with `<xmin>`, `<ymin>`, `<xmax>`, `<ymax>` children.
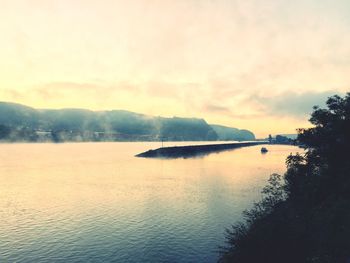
<box><xmin>1</xmin><ymin>0</ymin><xmax>349</xmax><ymax>137</ymax></box>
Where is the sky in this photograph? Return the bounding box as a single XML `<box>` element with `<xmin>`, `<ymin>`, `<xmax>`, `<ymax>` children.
<box><xmin>0</xmin><ymin>0</ymin><xmax>349</xmax><ymax>137</ymax></box>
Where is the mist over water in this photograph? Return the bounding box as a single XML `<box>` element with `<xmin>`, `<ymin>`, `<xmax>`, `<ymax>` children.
<box><xmin>0</xmin><ymin>142</ymin><xmax>302</xmax><ymax>262</ymax></box>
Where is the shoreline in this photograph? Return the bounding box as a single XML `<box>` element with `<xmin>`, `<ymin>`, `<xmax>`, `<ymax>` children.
<box><xmin>136</xmin><ymin>141</ymin><xmax>268</xmax><ymax>159</ymax></box>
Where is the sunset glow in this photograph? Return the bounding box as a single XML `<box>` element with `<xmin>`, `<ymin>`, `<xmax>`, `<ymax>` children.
<box><xmin>1</xmin><ymin>0</ymin><xmax>349</xmax><ymax>137</ymax></box>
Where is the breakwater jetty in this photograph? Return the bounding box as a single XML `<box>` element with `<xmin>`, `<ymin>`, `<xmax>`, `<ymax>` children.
<box><xmin>136</xmin><ymin>141</ymin><xmax>267</xmax><ymax>158</ymax></box>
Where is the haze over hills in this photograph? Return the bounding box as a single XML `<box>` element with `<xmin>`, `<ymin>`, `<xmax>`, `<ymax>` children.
<box><xmin>0</xmin><ymin>102</ymin><xmax>255</xmax><ymax>142</ymax></box>
<box><xmin>210</xmin><ymin>125</ymin><xmax>255</xmax><ymax>142</ymax></box>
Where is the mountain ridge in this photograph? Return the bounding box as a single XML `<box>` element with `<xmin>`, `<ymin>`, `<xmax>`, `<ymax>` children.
<box><xmin>0</xmin><ymin>101</ymin><xmax>255</xmax><ymax>142</ymax></box>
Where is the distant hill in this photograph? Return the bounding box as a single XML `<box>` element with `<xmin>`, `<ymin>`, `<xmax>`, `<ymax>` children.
<box><xmin>0</xmin><ymin>102</ymin><xmax>255</xmax><ymax>142</ymax></box>
<box><xmin>210</xmin><ymin>124</ymin><xmax>255</xmax><ymax>141</ymax></box>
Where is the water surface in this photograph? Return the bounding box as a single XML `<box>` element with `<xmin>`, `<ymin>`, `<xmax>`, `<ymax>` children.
<box><xmin>0</xmin><ymin>142</ymin><xmax>302</xmax><ymax>262</ymax></box>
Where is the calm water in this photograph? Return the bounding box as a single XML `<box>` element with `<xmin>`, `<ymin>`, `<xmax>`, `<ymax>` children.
<box><xmin>0</xmin><ymin>142</ymin><xmax>302</xmax><ymax>263</ymax></box>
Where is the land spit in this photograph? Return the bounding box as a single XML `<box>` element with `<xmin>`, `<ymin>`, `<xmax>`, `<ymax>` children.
<box><xmin>136</xmin><ymin>141</ymin><xmax>267</xmax><ymax>159</ymax></box>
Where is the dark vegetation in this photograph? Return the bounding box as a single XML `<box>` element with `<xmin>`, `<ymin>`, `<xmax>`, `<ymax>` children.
<box><xmin>267</xmin><ymin>134</ymin><xmax>296</xmax><ymax>145</ymax></box>
<box><xmin>0</xmin><ymin>102</ymin><xmax>255</xmax><ymax>142</ymax></box>
<box><xmin>136</xmin><ymin>141</ymin><xmax>265</xmax><ymax>159</ymax></box>
<box><xmin>219</xmin><ymin>94</ymin><xmax>350</xmax><ymax>263</ymax></box>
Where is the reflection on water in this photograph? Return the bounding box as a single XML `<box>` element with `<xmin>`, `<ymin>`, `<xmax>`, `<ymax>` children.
<box><xmin>0</xmin><ymin>142</ymin><xmax>302</xmax><ymax>262</ymax></box>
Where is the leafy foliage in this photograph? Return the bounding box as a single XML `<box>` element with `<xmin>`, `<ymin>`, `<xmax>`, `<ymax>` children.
<box><xmin>219</xmin><ymin>93</ymin><xmax>350</xmax><ymax>263</ymax></box>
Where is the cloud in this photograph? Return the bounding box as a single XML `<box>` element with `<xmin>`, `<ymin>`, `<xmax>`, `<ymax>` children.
<box><xmin>203</xmin><ymin>104</ymin><xmax>231</xmax><ymax>113</ymax></box>
<box><xmin>1</xmin><ymin>82</ymin><xmax>141</xmax><ymax>110</ymax></box>
<box><xmin>250</xmin><ymin>90</ymin><xmax>343</xmax><ymax>118</ymax></box>
<box><xmin>202</xmin><ymin>102</ymin><xmax>264</xmax><ymax>120</ymax></box>
<box><xmin>200</xmin><ymin>90</ymin><xmax>345</xmax><ymax>122</ymax></box>
<box><xmin>1</xmin><ymin>0</ymin><xmax>350</xmax><ymax>136</ymax></box>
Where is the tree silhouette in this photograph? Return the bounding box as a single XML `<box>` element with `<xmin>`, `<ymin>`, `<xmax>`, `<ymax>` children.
<box><xmin>219</xmin><ymin>93</ymin><xmax>350</xmax><ymax>263</ymax></box>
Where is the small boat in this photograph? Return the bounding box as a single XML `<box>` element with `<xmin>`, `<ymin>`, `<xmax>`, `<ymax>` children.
<box><xmin>261</xmin><ymin>147</ymin><xmax>268</xmax><ymax>153</ymax></box>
